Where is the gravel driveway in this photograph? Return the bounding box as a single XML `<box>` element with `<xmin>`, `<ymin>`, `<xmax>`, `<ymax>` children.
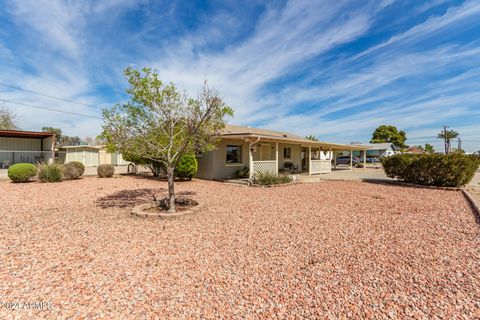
<box><xmin>1</xmin><ymin>176</ymin><xmax>479</xmax><ymax>318</ymax></box>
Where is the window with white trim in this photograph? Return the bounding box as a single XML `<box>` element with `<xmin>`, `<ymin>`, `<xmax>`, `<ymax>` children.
<box><xmin>226</xmin><ymin>145</ymin><xmax>242</xmax><ymax>164</ymax></box>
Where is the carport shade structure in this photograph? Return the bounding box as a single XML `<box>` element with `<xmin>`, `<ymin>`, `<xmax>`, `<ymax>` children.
<box><xmin>0</xmin><ymin>129</ymin><xmax>55</xmax><ymax>166</ymax></box>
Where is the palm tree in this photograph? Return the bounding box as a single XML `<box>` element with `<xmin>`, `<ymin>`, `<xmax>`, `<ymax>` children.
<box><xmin>437</xmin><ymin>129</ymin><xmax>459</xmax><ymax>154</ymax></box>
<box><xmin>305</xmin><ymin>135</ymin><xmax>318</xmax><ymax>141</ymax></box>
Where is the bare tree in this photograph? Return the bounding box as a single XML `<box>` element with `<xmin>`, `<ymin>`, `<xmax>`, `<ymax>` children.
<box><xmin>0</xmin><ymin>106</ymin><xmax>20</xmax><ymax>130</ymax></box>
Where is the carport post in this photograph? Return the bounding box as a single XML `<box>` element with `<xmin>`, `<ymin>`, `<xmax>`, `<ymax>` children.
<box><xmin>363</xmin><ymin>149</ymin><xmax>367</xmax><ymax>171</ymax></box>
<box><xmin>308</xmin><ymin>145</ymin><xmax>312</xmax><ymax>176</ymax></box>
<box><xmin>275</xmin><ymin>141</ymin><xmax>278</xmax><ymax>174</ymax></box>
<box><xmin>333</xmin><ymin>150</ymin><xmax>337</xmax><ymax>169</ymax></box>
<box><xmin>350</xmin><ymin>149</ymin><xmax>353</xmax><ymax>170</ymax></box>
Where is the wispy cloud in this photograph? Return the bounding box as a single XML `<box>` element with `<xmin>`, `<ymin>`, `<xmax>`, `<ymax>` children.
<box><xmin>0</xmin><ymin>0</ymin><xmax>479</xmax><ymax>151</ymax></box>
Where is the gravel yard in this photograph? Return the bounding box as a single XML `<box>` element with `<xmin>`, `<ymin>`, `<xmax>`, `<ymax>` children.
<box><xmin>1</xmin><ymin>176</ymin><xmax>479</xmax><ymax>318</ymax></box>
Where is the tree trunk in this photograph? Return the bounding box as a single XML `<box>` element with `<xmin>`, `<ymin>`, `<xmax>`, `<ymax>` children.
<box><xmin>166</xmin><ymin>165</ymin><xmax>176</xmax><ymax>213</ymax></box>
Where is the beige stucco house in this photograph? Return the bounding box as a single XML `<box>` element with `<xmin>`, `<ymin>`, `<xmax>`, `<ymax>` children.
<box><xmin>196</xmin><ymin>125</ymin><xmax>369</xmax><ymax>180</ymax></box>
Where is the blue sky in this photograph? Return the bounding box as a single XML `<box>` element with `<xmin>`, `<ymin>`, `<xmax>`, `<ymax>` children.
<box><xmin>0</xmin><ymin>0</ymin><xmax>479</xmax><ymax>151</ymax></box>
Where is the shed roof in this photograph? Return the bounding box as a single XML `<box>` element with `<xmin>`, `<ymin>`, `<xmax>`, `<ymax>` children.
<box><xmin>0</xmin><ymin>129</ymin><xmax>55</xmax><ymax>139</ymax></box>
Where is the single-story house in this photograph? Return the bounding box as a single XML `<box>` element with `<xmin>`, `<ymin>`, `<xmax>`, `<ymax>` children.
<box><xmin>57</xmin><ymin>145</ymin><xmax>129</xmax><ymax>167</ymax></box>
<box><xmin>351</xmin><ymin>143</ymin><xmax>397</xmax><ymax>158</ymax></box>
<box><xmin>0</xmin><ymin>129</ymin><xmax>55</xmax><ymax>168</ymax></box>
<box><xmin>196</xmin><ymin>125</ymin><xmax>370</xmax><ymax>180</ymax></box>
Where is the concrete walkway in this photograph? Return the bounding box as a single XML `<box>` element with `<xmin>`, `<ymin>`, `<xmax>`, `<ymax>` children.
<box><xmin>297</xmin><ymin>167</ymin><xmax>480</xmax><ymax>187</ymax></box>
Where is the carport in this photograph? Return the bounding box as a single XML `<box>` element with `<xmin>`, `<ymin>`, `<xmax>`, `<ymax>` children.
<box><xmin>0</xmin><ymin>129</ymin><xmax>55</xmax><ymax>168</ymax></box>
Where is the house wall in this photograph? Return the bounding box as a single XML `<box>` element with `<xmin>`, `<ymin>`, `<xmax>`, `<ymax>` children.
<box><xmin>196</xmin><ymin>139</ymin><xmax>249</xmax><ymax>179</ymax></box>
<box><xmin>42</xmin><ymin>136</ymin><xmax>55</xmax><ymax>151</ymax></box>
<box><xmin>65</xmin><ymin>148</ymin><xmax>100</xmax><ymax>167</ymax></box>
<box><xmin>278</xmin><ymin>143</ymin><xmax>302</xmax><ymax>170</ymax></box>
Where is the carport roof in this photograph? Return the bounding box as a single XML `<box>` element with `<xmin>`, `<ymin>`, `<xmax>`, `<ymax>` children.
<box><xmin>0</xmin><ymin>129</ymin><xmax>55</xmax><ymax>139</ymax></box>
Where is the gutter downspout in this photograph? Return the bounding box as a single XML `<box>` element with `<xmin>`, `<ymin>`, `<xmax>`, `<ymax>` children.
<box><xmin>248</xmin><ymin>136</ymin><xmax>261</xmax><ymax>182</ymax></box>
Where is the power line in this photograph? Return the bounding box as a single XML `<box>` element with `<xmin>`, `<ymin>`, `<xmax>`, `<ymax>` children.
<box><xmin>0</xmin><ymin>82</ymin><xmax>101</xmax><ymax>109</ymax></box>
<box><xmin>0</xmin><ymin>98</ymin><xmax>102</xmax><ymax>119</ymax></box>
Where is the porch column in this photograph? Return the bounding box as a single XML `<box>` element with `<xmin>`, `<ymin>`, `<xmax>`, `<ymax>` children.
<box><xmin>350</xmin><ymin>148</ymin><xmax>353</xmax><ymax>171</ymax></box>
<box><xmin>308</xmin><ymin>145</ymin><xmax>312</xmax><ymax>176</ymax></box>
<box><xmin>329</xmin><ymin>148</ymin><xmax>332</xmax><ymax>173</ymax></box>
<box><xmin>248</xmin><ymin>142</ymin><xmax>254</xmax><ymax>181</ymax></box>
<box><xmin>275</xmin><ymin>141</ymin><xmax>278</xmax><ymax>174</ymax></box>
<box><xmin>363</xmin><ymin>149</ymin><xmax>367</xmax><ymax>171</ymax></box>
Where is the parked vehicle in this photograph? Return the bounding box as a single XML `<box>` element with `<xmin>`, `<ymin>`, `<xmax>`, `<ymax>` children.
<box><xmin>335</xmin><ymin>156</ymin><xmax>359</xmax><ymax>165</ymax></box>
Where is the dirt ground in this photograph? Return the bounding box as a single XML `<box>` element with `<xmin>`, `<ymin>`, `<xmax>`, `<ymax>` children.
<box><xmin>1</xmin><ymin>176</ymin><xmax>479</xmax><ymax>318</ymax></box>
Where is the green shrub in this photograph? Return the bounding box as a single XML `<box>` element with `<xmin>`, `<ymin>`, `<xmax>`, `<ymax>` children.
<box><xmin>62</xmin><ymin>161</ymin><xmax>85</xmax><ymax>180</ymax></box>
<box><xmin>174</xmin><ymin>154</ymin><xmax>198</xmax><ymax>180</ymax></box>
<box><xmin>255</xmin><ymin>172</ymin><xmax>293</xmax><ymax>186</ymax></box>
<box><xmin>236</xmin><ymin>166</ymin><xmax>249</xmax><ymax>178</ymax></box>
<box><xmin>97</xmin><ymin>164</ymin><xmax>115</xmax><ymax>178</ymax></box>
<box><xmin>37</xmin><ymin>163</ymin><xmax>63</xmax><ymax>182</ymax></box>
<box><xmin>381</xmin><ymin>153</ymin><xmax>480</xmax><ymax>187</ymax></box>
<box><xmin>7</xmin><ymin>163</ymin><xmax>37</xmax><ymax>183</ymax></box>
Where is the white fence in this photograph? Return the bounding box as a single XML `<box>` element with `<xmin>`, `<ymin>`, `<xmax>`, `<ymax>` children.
<box><xmin>252</xmin><ymin>160</ymin><xmax>277</xmax><ymax>177</ymax></box>
<box><xmin>310</xmin><ymin>160</ymin><xmax>331</xmax><ymax>174</ymax></box>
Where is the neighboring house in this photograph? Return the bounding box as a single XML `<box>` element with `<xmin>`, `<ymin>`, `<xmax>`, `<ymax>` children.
<box><xmin>404</xmin><ymin>146</ymin><xmax>426</xmax><ymax>154</ymax></box>
<box><xmin>196</xmin><ymin>125</ymin><xmax>369</xmax><ymax>180</ymax></box>
<box><xmin>57</xmin><ymin>145</ymin><xmax>129</xmax><ymax>167</ymax></box>
<box><xmin>353</xmin><ymin>143</ymin><xmax>397</xmax><ymax>158</ymax></box>
<box><xmin>0</xmin><ymin>129</ymin><xmax>55</xmax><ymax>168</ymax></box>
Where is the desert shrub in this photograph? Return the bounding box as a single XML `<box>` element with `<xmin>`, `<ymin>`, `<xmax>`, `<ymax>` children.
<box><xmin>381</xmin><ymin>153</ymin><xmax>480</xmax><ymax>187</ymax></box>
<box><xmin>97</xmin><ymin>164</ymin><xmax>115</xmax><ymax>178</ymax></box>
<box><xmin>7</xmin><ymin>163</ymin><xmax>37</xmax><ymax>183</ymax></box>
<box><xmin>236</xmin><ymin>166</ymin><xmax>249</xmax><ymax>178</ymax></box>
<box><xmin>62</xmin><ymin>161</ymin><xmax>85</xmax><ymax>179</ymax></box>
<box><xmin>37</xmin><ymin>163</ymin><xmax>63</xmax><ymax>182</ymax></box>
<box><xmin>255</xmin><ymin>172</ymin><xmax>293</xmax><ymax>186</ymax></box>
<box><xmin>123</xmin><ymin>153</ymin><xmax>164</xmax><ymax>176</ymax></box>
<box><xmin>174</xmin><ymin>154</ymin><xmax>198</xmax><ymax>180</ymax></box>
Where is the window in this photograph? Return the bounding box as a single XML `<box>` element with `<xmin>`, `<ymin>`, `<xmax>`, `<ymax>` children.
<box><xmin>283</xmin><ymin>147</ymin><xmax>291</xmax><ymax>160</ymax></box>
<box><xmin>226</xmin><ymin>145</ymin><xmax>242</xmax><ymax>164</ymax></box>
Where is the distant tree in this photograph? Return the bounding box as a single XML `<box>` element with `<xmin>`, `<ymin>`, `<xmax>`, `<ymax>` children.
<box><xmin>424</xmin><ymin>143</ymin><xmax>435</xmax><ymax>153</ymax></box>
<box><xmin>370</xmin><ymin>125</ymin><xmax>407</xmax><ymax>149</ymax></box>
<box><xmin>101</xmin><ymin>67</ymin><xmax>233</xmax><ymax>212</ymax></box>
<box><xmin>42</xmin><ymin>127</ymin><xmax>63</xmax><ymax>144</ymax></box>
<box><xmin>61</xmin><ymin>136</ymin><xmax>82</xmax><ymax>146</ymax></box>
<box><xmin>0</xmin><ymin>106</ymin><xmax>20</xmax><ymax>130</ymax></box>
<box><xmin>42</xmin><ymin>127</ymin><xmax>82</xmax><ymax>146</ymax></box>
<box><xmin>350</xmin><ymin>140</ymin><xmax>362</xmax><ymax>145</ymax></box>
<box><xmin>437</xmin><ymin>129</ymin><xmax>459</xmax><ymax>154</ymax></box>
<box><xmin>306</xmin><ymin>135</ymin><xmax>318</xmax><ymax>141</ymax></box>
<box><xmin>84</xmin><ymin>136</ymin><xmax>102</xmax><ymax>146</ymax></box>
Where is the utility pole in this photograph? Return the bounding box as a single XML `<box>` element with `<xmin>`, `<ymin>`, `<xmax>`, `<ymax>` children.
<box><xmin>443</xmin><ymin>125</ymin><xmax>448</xmax><ymax>154</ymax></box>
<box><xmin>458</xmin><ymin>138</ymin><xmax>462</xmax><ymax>152</ymax></box>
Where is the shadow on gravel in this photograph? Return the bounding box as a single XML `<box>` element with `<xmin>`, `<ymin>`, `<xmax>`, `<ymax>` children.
<box><xmin>119</xmin><ymin>173</ymin><xmax>195</xmax><ymax>183</ymax></box>
<box><xmin>96</xmin><ymin>188</ymin><xmax>162</xmax><ymax>208</ymax></box>
<box><xmin>96</xmin><ymin>188</ymin><xmax>197</xmax><ymax>209</ymax></box>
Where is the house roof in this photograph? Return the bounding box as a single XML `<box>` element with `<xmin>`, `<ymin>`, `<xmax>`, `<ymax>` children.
<box><xmin>221</xmin><ymin>125</ymin><xmax>370</xmax><ymax>150</ymax></box>
<box><xmin>0</xmin><ymin>129</ymin><xmax>55</xmax><ymax>139</ymax></box>
<box><xmin>59</xmin><ymin>145</ymin><xmax>104</xmax><ymax>150</ymax></box>
<box><xmin>356</xmin><ymin>143</ymin><xmax>394</xmax><ymax>150</ymax></box>
<box><xmin>405</xmin><ymin>146</ymin><xmax>426</xmax><ymax>154</ymax></box>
